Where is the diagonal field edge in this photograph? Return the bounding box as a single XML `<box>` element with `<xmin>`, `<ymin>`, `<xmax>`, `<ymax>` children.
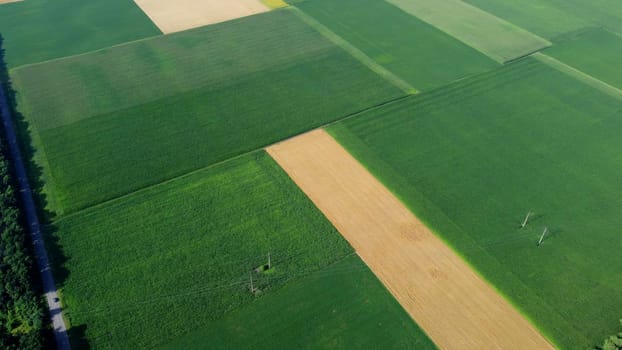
<box><xmin>386</xmin><ymin>0</ymin><xmax>550</xmax><ymax>63</ymax></box>
<box><xmin>51</xmin><ymin>94</ymin><xmax>412</xmax><ymax>224</ymax></box>
<box><xmin>533</xmin><ymin>52</ymin><xmax>622</xmax><ymax>102</ymax></box>
<box><xmin>288</xmin><ymin>7</ymin><xmax>416</xmax><ymax>93</ymax></box>
<box><xmin>266</xmin><ymin>129</ymin><xmax>555</xmax><ymax>350</ymax></box>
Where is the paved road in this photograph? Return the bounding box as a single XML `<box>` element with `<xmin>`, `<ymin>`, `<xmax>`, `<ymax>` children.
<box><xmin>0</xmin><ymin>84</ymin><xmax>70</xmax><ymax>350</ymax></box>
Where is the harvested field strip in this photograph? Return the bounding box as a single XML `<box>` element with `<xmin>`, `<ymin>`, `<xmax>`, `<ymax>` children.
<box><xmin>133</xmin><ymin>0</ymin><xmax>269</xmax><ymax>34</ymax></box>
<box><xmin>533</xmin><ymin>53</ymin><xmax>622</xmax><ymax>102</ymax></box>
<box><xmin>267</xmin><ymin>129</ymin><xmax>554</xmax><ymax>350</ymax></box>
<box><xmin>290</xmin><ymin>0</ymin><xmax>497</xmax><ymax>91</ymax></box>
<box><xmin>386</xmin><ymin>0</ymin><xmax>550</xmax><ymax>63</ymax></box>
<box><xmin>329</xmin><ymin>57</ymin><xmax>622</xmax><ymax>348</ymax></box>
<box><xmin>290</xmin><ymin>7</ymin><xmax>414</xmax><ymax>93</ymax></box>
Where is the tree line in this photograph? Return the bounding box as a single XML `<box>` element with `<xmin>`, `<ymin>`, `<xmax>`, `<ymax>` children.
<box><xmin>0</xmin><ymin>126</ymin><xmax>44</xmax><ymax>348</ymax></box>
<box><xmin>597</xmin><ymin>320</ymin><xmax>622</xmax><ymax>350</ymax></box>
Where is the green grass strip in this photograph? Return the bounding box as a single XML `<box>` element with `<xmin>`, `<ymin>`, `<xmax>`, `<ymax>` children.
<box><xmin>387</xmin><ymin>0</ymin><xmax>550</xmax><ymax>63</ymax></box>
<box><xmin>533</xmin><ymin>52</ymin><xmax>622</xmax><ymax>102</ymax></box>
<box><xmin>289</xmin><ymin>7</ymin><xmax>416</xmax><ymax>94</ymax></box>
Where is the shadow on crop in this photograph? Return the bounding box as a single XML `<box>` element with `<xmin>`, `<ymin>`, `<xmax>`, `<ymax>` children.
<box><xmin>0</xmin><ymin>33</ymin><xmax>75</xmax><ymax>347</ymax></box>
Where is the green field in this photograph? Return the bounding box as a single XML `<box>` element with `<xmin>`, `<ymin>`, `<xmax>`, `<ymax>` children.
<box><xmin>4</xmin><ymin>0</ymin><xmax>622</xmax><ymax>349</ymax></box>
<box><xmin>160</xmin><ymin>255</ymin><xmax>436</xmax><ymax>350</ymax></box>
<box><xmin>0</xmin><ymin>0</ymin><xmax>160</xmax><ymax>68</ymax></box>
<box><xmin>386</xmin><ymin>0</ymin><xmax>550</xmax><ymax>63</ymax></box>
<box><xmin>545</xmin><ymin>29</ymin><xmax>622</xmax><ymax>90</ymax></box>
<box><xmin>11</xmin><ymin>9</ymin><xmax>403</xmax><ymax>215</ymax></box>
<box><xmin>543</xmin><ymin>0</ymin><xmax>622</xmax><ymax>36</ymax></box>
<box><xmin>463</xmin><ymin>0</ymin><xmax>589</xmax><ymax>39</ymax></box>
<box><xmin>50</xmin><ymin>151</ymin><xmax>433</xmax><ymax>349</ymax></box>
<box><xmin>290</xmin><ymin>0</ymin><xmax>498</xmax><ymax>90</ymax></box>
<box><xmin>329</xmin><ymin>58</ymin><xmax>622</xmax><ymax>349</ymax></box>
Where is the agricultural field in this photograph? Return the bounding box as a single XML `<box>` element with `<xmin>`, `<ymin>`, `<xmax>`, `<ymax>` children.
<box><xmin>545</xmin><ymin>28</ymin><xmax>622</xmax><ymax>90</ymax></box>
<box><xmin>462</xmin><ymin>0</ymin><xmax>622</xmax><ymax>42</ymax></box>
<box><xmin>329</xmin><ymin>58</ymin><xmax>622</xmax><ymax>349</ymax></box>
<box><xmin>267</xmin><ymin>130</ymin><xmax>553</xmax><ymax>349</ymax></box>
<box><xmin>160</xmin><ymin>255</ymin><xmax>436</xmax><ymax>350</ymax></box>
<box><xmin>462</xmin><ymin>0</ymin><xmax>590</xmax><ymax>40</ymax></box>
<box><xmin>289</xmin><ymin>0</ymin><xmax>498</xmax><ymax>91</ymax></box>
<box><xmin>10</xmin><ymin>9</ymin><xmax>403</xmax><ymax>215</ymax></box>
<box><xmin>50</xmin><ymin>151</ymin><xmax>434</xmax><ymax>349</ymax></box>
<box><xmin>543</xmin><ymin>0</ymin><xmax>622</xmax><ymax>36</ymax></box>
<box><xmin>3</xmin><ymin>0</ymin><xmax>622</xmax><ymax>349</ymax></box>
<box><xmin>0</xmin><ymin>0</ymin><xmax>160</xmax><ymax>68</ymax></box>
<box><xmin>385</xmin><ymin>0</ymin><xmax>551</xmax><ymax>63</ymax></box>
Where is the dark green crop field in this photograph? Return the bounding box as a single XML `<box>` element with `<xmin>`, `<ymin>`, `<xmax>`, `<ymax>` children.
<box><xmin>0</xmin><ymin>0</ymin><xmax>160</xmax><ymax>68</ymax></box>
<box><xmin>11</xmin><ymin>9</ymin><xmax>403</xmax><ymax>215</ymax></box>
<box><xmin>329</xmin><ymin>58</ymin><xmax>622</xmax><ymax>349</ymax></box>
<box><xmin>289</xmin><ymin>0</ymin><xmax>498</xmax><ymax>91</ymax></box>
<box><xmin>51</xmin><ymin>152</ymin><xmax>432</xmax><ymax>349</ymax></box>
<box><xmin>546</xmin><ymin>28</ymin><xmax>622</xmax><ymax>90</ymax></box>
<box><xmin>160</xmin><ymin>255</ymin><xmax>436</xmax><ymax>350</ymax></box>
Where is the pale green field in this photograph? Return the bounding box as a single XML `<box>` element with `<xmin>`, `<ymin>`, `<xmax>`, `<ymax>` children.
<box><xmin>386</xmin><ymin>0</ymin><xmax>551</xmax><ymax>62</ymax></box>
<box><xmin>545</xmin><ymin>29</ymin><xmax>622</xmax><ymax>91</ymax></box>
<box><xmin>463</xmin><ymin>0</ymin><xmax>590</xmax><ymax>39</ymax></box>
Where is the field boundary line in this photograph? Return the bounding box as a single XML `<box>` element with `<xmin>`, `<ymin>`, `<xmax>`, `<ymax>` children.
<box><xmin>8</xmin><ymin>7</ymin><xmax>313</xmax><ymax>73</ymax></box>
<box><xmin>533</xmin><ymin>52</ymin><xmax>622</xmax><ymax>101</ymax></box>
<box><xmin>386</xmin><ymin>0</ymin><xmax>550</xmax><ymax>63</ymax></box>
<box><xmin>288</xmin><ymin>7</ymin><xmax>416</xmax><ymax>94</ymax></box>
<box><xmin>8</xmin><ymin>9</ymin><xmax>287</xmax><ymax>72</ymax></box>
<box><xmin>7</xmin><ymin>74</ymin><xmax>64</xmax><ymax>213</ymax></box>
<box><xmin>0</xmin><ymin>83</ymin><xmax>70</xmax><ymax>349</ymax></box>
<box><xmin>9</xmin><ymin>32</ymin><xmax>161</xmax><ymax>72</ymax></box>
<box><xmin>52</xmin><ymin>94</ymin><xmax>412</xmax><ymax>223</ymax></box>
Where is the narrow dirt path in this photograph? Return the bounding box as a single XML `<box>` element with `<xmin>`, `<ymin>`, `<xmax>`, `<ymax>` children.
<box><xmin>0</xmin><ymin>84</ymin><xmax>70</xmax><ymax>350</ymax></box>
<box><xmin>267</xmin><ymin>129</ymin><xmax>555</xmax><ymax>350</ymax></box>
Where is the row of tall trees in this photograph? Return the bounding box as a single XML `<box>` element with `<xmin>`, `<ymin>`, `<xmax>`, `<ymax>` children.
<box><xmin>0</xmin><ymin>126</ymin><xmax>44</xmax><ymax>348</ymax></box>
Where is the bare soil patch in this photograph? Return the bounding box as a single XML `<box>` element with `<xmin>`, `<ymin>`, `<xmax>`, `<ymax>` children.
<box><xmin>267</xmin><ymin>129</ymin><xmax>554</xmax><ymax>350</ymax></box>
<box><xmin>133</xmin><ymin>0</ymin><xmax>269</xmax><ymax>34</ymax></box>
<box><xmin>0</xmin><ymin>0</ymin><xmax>22</xmax><ymax>4</ymax></box>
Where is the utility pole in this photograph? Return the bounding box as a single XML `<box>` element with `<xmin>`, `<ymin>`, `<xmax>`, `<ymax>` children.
<box><xmin>268</xmin><ymin>253</ymin><xmax>271</xmax><ymax>270</ymax></box>
<box><xmin>521</xmin><ymin>211</ymin><xmax>532</xmax><ymax>228</ymax></box>
<box><xmin>249</xmin><ymin>272</ymin><xmax>256</xmax><ymax>293</ymax></box>
<box><xmin>538</xmin><ymin>227</ymin><xmax>548</xmax><ymax>246</ymax></box>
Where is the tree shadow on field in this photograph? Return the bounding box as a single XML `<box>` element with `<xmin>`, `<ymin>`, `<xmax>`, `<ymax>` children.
<box><xmin>1</xmin><ymin>33</ymin><xmax>74</xmax><ymax>346</ymax></box>
<box><xmin>68</xmin><ymin>324</ymin><xmax>90</xmax><ymax>350</ymax></box>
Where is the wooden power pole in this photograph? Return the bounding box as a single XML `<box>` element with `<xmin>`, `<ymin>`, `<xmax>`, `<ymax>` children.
<box><xmin>521</xmin><ymin>211</ymin><xmax>532</xmax><ymax>228</ymax></box>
